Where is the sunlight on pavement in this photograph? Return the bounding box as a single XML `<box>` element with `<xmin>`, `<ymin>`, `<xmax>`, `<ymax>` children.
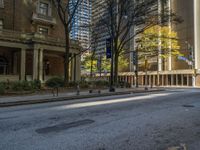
<box><xmin>167</xmin><ymin>143</ymin><xmax>187</xmax><ymax>150</ymax></box>
<box><xmin>56</xmin><ymin>93</ymin><xmax>172</xmax><ymax>110</ymax></box>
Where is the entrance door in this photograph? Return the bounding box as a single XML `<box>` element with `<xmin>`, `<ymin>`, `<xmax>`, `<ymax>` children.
<box><xmin>0</xmin><ymin>56</ymin><xmax>8</xmax><ymax>75</ymax></box>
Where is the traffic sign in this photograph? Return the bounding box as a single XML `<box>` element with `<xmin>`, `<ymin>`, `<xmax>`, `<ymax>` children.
<box><xmin>132</xmin><ymin>51</ymin><xmax>137</xmax><ymax>65</ymax></box>
<box><xmin>106</xmin><ymin>38</ymin><xmax>112</xmax><ymax>59</ymax></box>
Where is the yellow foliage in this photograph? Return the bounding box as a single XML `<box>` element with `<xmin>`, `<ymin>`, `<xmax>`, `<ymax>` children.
<box><xmin>138</xmin><ymin>25</ymin><xmax>182</xmax><ymax>59</ymax></box>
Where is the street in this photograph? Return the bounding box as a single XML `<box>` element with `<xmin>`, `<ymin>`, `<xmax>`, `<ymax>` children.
<box><xmin>0</xmin><ymin>89</ymin><xmax>200</xmax><ymax>150</ymax></box>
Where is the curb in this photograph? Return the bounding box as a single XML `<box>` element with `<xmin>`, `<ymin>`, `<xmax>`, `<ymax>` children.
<box><xmin>0</xmin><ymin>89</ymin><xmax>164</xmax><ymax>107</ymax></box>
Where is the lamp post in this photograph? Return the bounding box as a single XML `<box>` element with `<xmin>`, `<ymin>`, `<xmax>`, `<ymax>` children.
<box><xmin>144</xmin><ymin>56</ymin><xmax>148</xmax><ymax>90</ymax></box>
<box><xmin>185</xmin><ymin>41</ymin><xmax>196</xmax><ymax>87</ymax></box>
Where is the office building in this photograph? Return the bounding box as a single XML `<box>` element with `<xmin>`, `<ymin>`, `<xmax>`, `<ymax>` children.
<box><xmin>70</xmin><ymin>0</ymin><xmax>91</xmax><ymax>49</ymax></box>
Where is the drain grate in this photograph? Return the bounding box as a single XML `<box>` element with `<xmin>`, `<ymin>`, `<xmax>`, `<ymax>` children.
<box><xmin>182</xmin><ymin>104</ymin><xmax>195</xmax><ymax>108</ymax></box>
<box><xmin>36</xmin><ymin>119</ymin><xmax>95</xmax><ymax>134</ymax></box>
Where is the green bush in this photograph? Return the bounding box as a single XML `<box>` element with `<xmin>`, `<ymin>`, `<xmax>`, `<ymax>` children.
<box><xmin>118</xmin><ymin>81</ymin><xmax>131</xmax><ymax>88</ymax></box>
<box><xmin>94</xmin><ymin>80</ymin><xmax>109</xmax><ymax>87</ymax></box>
<box><xmin>45</xmin><ymin>77</ymin><xmax>64</xmax><ymax>88</ymax></box>
<box><xmin>11</xmin><ymin>81</ymin><xmax>23</xmax><ymax>91</ymax></box>
<box><xmin>79</xmin><ymin>81</ymin><xmax>90</xmax><ymax>88</ymax></box>
<box><xmin>10</xmin><ymin>81</ymin><xmax>39</xmax><ymax>92</ymax></box>
<box><xmin>68</xmin><ymin>81</ymin><xmax>77</xmax><ymax>88</ymax></box>
<box><xmin>30</xmin><ymin>80</ymin><xmax>41</xmax><ymax>90</ymax></box>
<box><xmin>0</xmin><ymin>83</ymin><xmax>6</xmax><ymax>95</ymax></box>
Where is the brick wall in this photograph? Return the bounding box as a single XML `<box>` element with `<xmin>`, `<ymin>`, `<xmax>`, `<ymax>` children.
<box><xmin>0</xmin><ymin>0</ymin><xmax>65</xmax><ymax>39</ymax></box>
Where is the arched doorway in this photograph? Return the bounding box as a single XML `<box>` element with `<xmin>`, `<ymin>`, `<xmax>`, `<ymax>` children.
<box><xmin>0</xmin><ymin>56</ymin><xmax>8</xmax><ymax>75</ymax></box>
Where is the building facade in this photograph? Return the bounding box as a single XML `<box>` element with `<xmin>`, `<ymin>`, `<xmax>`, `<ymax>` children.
<box><xmin>70</xmin><ymin>0</ymin><xmax>91</xmax><ymax>49</ymax></box>
<box><xmin>91</xmin><ymin>0</ymin><xmax>200</xmax><ymax>87</ymax></box>
<box><xmin>0</xmin><ymin>0</ymin><xmax>81</xmax><ymax>82</ymax></box>
<box><xmin>126</xmin><ymin>0</ymin><xmax>200</xmax><ymax>87</ymax></box>
<box><xmin>91</xmin><ymin>0</ymin><xmax>110</xmax><ymax>54</ymax></box>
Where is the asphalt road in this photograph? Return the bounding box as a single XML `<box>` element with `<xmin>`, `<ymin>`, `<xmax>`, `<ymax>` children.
<box><xmin>0</xmin><ymin>89</ymin><xmax>200</xmax><ymax>150</ymax></box>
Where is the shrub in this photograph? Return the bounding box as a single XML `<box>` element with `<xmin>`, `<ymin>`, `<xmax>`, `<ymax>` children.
<box><xmin>45</xmin><ymin>77</ymin><xmax>64</xmax><ymax>88</ymax></box>
<box><xmin>94</xmin><ymin>80</ymin><xmax>109</xmax><ymax>87</ymax></box>
<box><xmin>10</xmin><ymin>81</ymin><xmax>39</xmax><ymax>92</ymax></box>
<box><xmin>0</xmin><ymin>83</ymin><xmax>6</xmax><ymax>95</ymax></box>
<box><xmin>21</xmin><ymin>81</ymin><xmax>32</xmax><ymax>91</ymax></box>
<box><xmin>118</xmin><ymin>81</ymin><xmax>131</xmax><ymax>88</ymax></box>
<box><xmin>30</xmin><ymin>80</ymin><xmax>41</xmax><ymax>90</ymax></box>
<box><xmin>68</xmin><ymin>81</ymin><xmax>77</xmax><ymax>88</ymax></box>
<box><xmin>11</xmin><ymin>81</ymin><xmax>23</xmax><ymax>91</ymax></box>
<box><xmin>79</xmin><ymin>81</ymin><xmax>90</xmax><ymax>88</ymax></box>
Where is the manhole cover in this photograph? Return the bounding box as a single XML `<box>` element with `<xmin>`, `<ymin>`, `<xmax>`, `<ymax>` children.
<box><xmin>36</xmin><ymin>119</ymin><xmax>95</xmax><ymax>134</ymax></box>
<box><xmin>182</xmin><ymin>104</ymin><xmax>195</xmax><ymax>108</ymax></box>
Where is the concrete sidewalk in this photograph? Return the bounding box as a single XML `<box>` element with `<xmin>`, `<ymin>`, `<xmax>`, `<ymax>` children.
<box><xmin>0</xmin><ymin>88</ymin><xmax>162</xmax><ymax>107</ymax></box>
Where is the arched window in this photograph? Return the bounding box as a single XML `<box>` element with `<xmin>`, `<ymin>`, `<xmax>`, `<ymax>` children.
<box><xmin>0</xmin><ymin>56</ymin><xmax>8</xmax><ymax>75</ymax></box>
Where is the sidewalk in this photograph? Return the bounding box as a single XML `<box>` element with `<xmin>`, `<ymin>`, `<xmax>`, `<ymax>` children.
<box><xmin>0</xmin><ymin>88</ymin><xmax>162</xmax><ymax>107</ymax></box>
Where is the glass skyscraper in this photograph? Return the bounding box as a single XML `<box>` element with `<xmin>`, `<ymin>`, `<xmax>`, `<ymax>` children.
<box><xmin>70</xmin><ymin>0</ymin><xmax>91</xmax><ymax>49</ymax></box>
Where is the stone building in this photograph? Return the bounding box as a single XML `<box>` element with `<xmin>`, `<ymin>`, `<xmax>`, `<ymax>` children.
<box><xmin>0</xmin><ymin>0</ymin><xmax>81</xmax><ymax>82</ymax></box>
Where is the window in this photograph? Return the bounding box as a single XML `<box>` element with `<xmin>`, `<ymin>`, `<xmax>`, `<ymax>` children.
<box><xmin>0</xmin><ymin>0</ymin><xmax>4</xmax><ymax>8</ymax></box>
<box><xmin>39</xmin><ymin>2</ymin><xmax>49</xmax><ymax>16</ymax></box>
<box><xmin>38</xmin><ymin>26</ymin><xmax>49</xmax><ymax>35</ymax></box>
<box><xmin>0</xmin><ymin>20</ymin><xmax>3</xmax><ymax>29</ymax></box>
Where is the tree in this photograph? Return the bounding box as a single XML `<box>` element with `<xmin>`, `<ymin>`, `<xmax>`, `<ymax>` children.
<box><xmin>94</xmin><ymin>0</ymin><xmax>181</xmax><ymax>88</ymax></box>
<box><xmin>137</xmin><ymin>25</ymin><xmax>182</xmax><ymax>86</ymax></box>
<box><xmin>138</xmin><ymin>25</ymin><xmax>181</xmax><ymax>60</ymax></box>
<box><xmin>82</xmin><ymin>52</ymin><xmax>129</xmax><ymax>74</ymax></box>
<box><xmin>53</xmin><ymin>0</ymin><xmax>83</xmax><ymax>85</ymax></box>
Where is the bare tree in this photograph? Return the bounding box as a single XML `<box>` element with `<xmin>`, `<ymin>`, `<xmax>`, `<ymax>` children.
<box><xmin>53</xmin><ymin>0</ymin><xmax>83</xmax><ymax>85</ymax></box>
<box><xmin>94</xmin><ymin>0</ymin><xmax>181</xmax><ymax>88</ymax></box>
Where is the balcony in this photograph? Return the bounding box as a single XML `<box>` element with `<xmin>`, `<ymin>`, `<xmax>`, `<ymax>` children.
<box><xmin>0</xmin><ymin>29</ymin><xmax>80</xmax><ymax>49</ymax></box>
<box><xmin>32</xmin><ymin>12</ymin><xmax>57</xmax><ymax>26</ymax></box>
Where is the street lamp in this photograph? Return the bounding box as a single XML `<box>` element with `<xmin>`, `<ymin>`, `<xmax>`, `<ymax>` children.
<box><xmin>144</xmin><ymin>56</ymin><xmax>148</xmax><ymax>90</ymax></box>
<box><xmin>185</xmin><ymin>41</ymin><xmax>196</xmax><ymax>87</ymax></box>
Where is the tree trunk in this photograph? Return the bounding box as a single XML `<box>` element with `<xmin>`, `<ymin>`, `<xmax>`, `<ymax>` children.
<box><xmin>114</xmin><ymin>52</ymin><xmax>119</xmax><ymax>85</ymax></box>
<box><xmin>64</xmin><ymin>27</ymin><xmax>70</xmax><ymax>86</ymax></box>
<box><xmin>90</xmin><ymin>57</ymin><xmax>93</xmax><ymax>78</ymax></box>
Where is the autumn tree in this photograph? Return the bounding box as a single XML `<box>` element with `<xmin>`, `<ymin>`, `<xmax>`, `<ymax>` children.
<box><xmin>138</xmin><ymin>25</ymin><xmax>181</xmax><ymax>60</ymax></box>
<box><xmin>137</xmin><ymin>25</ymin><xmax>182</xmax><ymax>85</ymax></box>
<box><xmin>82</xmin><ymin>52</ymin><xmax>129</xmax><ymax>74</ymax></box>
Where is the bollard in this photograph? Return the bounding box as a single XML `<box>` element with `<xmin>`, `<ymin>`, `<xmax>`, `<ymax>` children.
<box><xmin>77</xmin><ymin>84</ymin><xmax>80</xmax><ymax>95</ymax></box>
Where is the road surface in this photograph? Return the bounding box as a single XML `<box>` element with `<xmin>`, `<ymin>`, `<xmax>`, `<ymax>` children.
<box><xmin>0</xmin><ymin>89</ymin><xmax>200</xmax><ymax>150</ymax></box>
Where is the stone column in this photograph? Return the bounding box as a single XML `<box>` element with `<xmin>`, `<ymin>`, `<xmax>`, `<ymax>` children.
<box><xmin>149</xmin><ymin>75</ymin><xmax>151</xmax><ymax>87</ymax></box>
<box><xmin>39</xmin><ymin>49</ymin><xmax>44</xmax><ymax>82</ymax></box>
<box><xmin>171</xmin><ymin>75</ymin><xmax>174</xmax><ymax>86</ymax></box>
<box><xmin>20</xmin><ymin>48</ymin><xmax>26</xmax><ymax>80</ymax></box>
<box><xmin>194</xmin><ymin>0</ymin><xmax>200</xmax><ymax>70</ymax></box>
<box><xmin>33</xmin><ymin>48</ymin><xmax>39</xmax><ymax>80</ymax></box>
<box><xmin>181</xmin><ymin>74</ymin><xmax>184</xmax><ymax>86</ymax></box>
<box><xmin>13</xmin><ymin>52</ymin><xmax>18</xmax><ymax>75</ymax></box>
<box><xmin>153</xmin><ymin>75</ymin><xmax>156</xmax><ymax>86</ymax></box>
<box><xmin>75</xmin><ymin>54</ymin><xmax>81</xmax><ymax>81</ymax></box>
<box><xmin>162</xmin><ymin>75</ymin><xmax>164</xmax><ymax>86</ymax></box>
<box><xmin>168</xmin><ymin>0</ymin><xmax>172</xmax><ymax>71</ymax></box>
<box><xmin>176</xmin><ymin>74</ymin><xmax>178</xmax><ymax>86</ymax></box>
<box><xmin>158</xmin><ymin>0</ymin><xmax>162</xmax><ymax>72</ymax></box>
<box><xmin>187</xmin><ymin>75</ymin><xmax>190</xmax><ymax>86</ymax></box>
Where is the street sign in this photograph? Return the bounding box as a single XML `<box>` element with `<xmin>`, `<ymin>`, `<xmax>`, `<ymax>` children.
<box><xmin>106</xmin><ymin>38</ymin><xmax>112</xmax><ymax>59</ymax></box>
